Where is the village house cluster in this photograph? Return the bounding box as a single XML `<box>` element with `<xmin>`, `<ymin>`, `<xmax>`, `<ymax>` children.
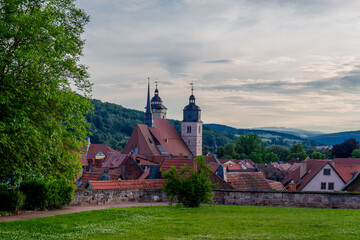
<box><xmin>76</xmin><ymin>80</ymin><xmax>360</xmax><ymax>193</ymax></box>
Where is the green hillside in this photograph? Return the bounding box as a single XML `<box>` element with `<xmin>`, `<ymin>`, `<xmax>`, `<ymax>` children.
<box><xmin>205</xmin><ymin>124</ymin><xmax>322</xmax><ymax>148</ymax></box>
<box><xmin>86</xmin><ymin>99</ymin><xmax>236</xmax><ymax>150</ymax></box>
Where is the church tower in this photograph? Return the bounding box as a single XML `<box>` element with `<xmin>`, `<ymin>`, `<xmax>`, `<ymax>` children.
<box><xmin>144</xmin><ymin>77</ymin><xmax>155</xmax><ymax>128</ymax></box>
<box><xmin>181</xmin><ymin>86</ymin><xmax>202</xmax><ymax>156</ymax></box>
<box><xmin>151</xmin><ymin>83</ymin><xmax>167</xmax><ymax>119</ymax></box>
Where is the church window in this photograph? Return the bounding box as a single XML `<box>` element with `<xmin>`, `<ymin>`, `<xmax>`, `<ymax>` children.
<box><xmin>187</xmin><ymin>126</ymin><xmax>191</xmax><ymax>133</ymax></box>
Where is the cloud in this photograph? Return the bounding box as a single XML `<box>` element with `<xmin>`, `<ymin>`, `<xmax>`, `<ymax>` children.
<box><xmin>76</xmin><ymin>0</ymin><xmax>360</xmax><ymax>132</ymax></box>
<box><xmin>205</xmin><ymin>59</ymin><xmax>233</xmax><ymax>64</ymax></box>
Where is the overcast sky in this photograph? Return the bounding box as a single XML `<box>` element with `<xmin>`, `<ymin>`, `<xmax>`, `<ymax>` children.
<box><xmin>76</xmin><ymin>0</ymin><xmax>360</xmax><ymax>133</ymax></box>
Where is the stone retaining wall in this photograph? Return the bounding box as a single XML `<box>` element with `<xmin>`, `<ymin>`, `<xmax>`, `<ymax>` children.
<box><xmin>72</xmin><ymin>188</ymin><xmax>167</xmax><ymax>206</ymax></box>
<box><xmin>73</xmin><ymin>188</ymin><xmax>360</xmax><ymax>209</ymax></box>
<box><xmin>213</xmin><ymin>189</ymin><xmax>360</xmax><ymax>209</ymax></box>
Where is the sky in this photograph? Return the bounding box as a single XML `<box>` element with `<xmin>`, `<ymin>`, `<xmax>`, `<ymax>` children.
<box><xmin>76</xmin><ymin>0</ymin><xmax>360</xmax><ymax>133</ymax></box>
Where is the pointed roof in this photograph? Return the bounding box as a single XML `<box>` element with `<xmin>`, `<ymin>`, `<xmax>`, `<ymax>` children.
<box><xmin>122</xmin><ymin>118</ymin><xmax>191</xmax><ymax>156</ymax></box>
<box><xmin>144</xmin><ymin>77</ymin><xmax>155</xmax><ymax>128</ymax></box>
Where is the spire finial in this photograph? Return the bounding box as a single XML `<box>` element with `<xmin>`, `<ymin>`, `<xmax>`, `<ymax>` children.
<box><xmin>190</xmin><ymin>82</ymin><xmax>194</xmax><ymax>95</ymax></box>
<box><xmin>144</xmin><ymin>77</ymin><xmax>155</xmax><ymax>128</ymax></box>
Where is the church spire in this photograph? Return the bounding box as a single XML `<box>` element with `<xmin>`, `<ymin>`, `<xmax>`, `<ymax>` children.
<box><xmin>144</xmin><ymin>77</ymin><xmax>155</xmax><ymax>128</ymax></box>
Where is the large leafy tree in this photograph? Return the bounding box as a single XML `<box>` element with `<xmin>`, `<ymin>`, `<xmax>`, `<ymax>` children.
<box><xmin>288</xmin><ymin>143</ymin><xmax>307</xmax><ymax>161</ymax></box>
<box><xmin>162</xmin><ymin>156</ymin><xmax>214</xmax><ymax>208</ymax></box>
<box><xmin>0</xmin><ymin>0</ymin><xmax>92</xmax><ymax>186</ymax></box>
<box><xmin>332</xmin><ymin>138</ymin><xmax>360</xmax><ymax>158</ymax></box>
<box><xmin>235</xmin><ymin>134</ymin><xmax>262</xmax><ymax>156</ymax></box>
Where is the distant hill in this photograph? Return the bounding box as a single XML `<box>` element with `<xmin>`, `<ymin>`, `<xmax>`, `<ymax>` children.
<box><xmin>86</xmin><ymin>99</ymin><xmax>358</xmax><ymax>150</ymax></box>
<box><xmin>253</xmin><ymin>127</ymin><xmax>324</xmax><ymax>138</ymax></box>
<box><xmin>86</xmin><ymin>99</ymin><xmax>236</xmax><ymax>150</ymax></box>
<box><xmin>309</xmin><ymin>131</ymin><xmax>360</xmax><ymax>145</ymax></box>
<box><xmin>205</xmin><ymin>124</ymin><xmax>321</xmax><ymax>147</ymax></box>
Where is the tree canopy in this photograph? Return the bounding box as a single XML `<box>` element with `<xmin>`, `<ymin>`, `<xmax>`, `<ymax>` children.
<box><xmin>332</xmin><ymin>138</ymin><xmax>360</xmax><ymax>158</ymax></box>
<box><xmin>0</xmin><ymin>0</ymin><xmax>92</xmax><ymax>186</ymax></box>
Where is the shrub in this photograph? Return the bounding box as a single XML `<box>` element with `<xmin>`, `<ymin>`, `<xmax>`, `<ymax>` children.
<box><xmin>162</xmin><ymin>155</ymin><xmax>214</xmax><ymax>208</ymax></box>
<box><xmin>0</xmin><ymin>189</ymin><xmax>25</xmax><ymax>213</ymax></box>
<box><xmin>20</xmin><ymin>178</ymin><xmax>76</xmax><ymax>210</ymax></box>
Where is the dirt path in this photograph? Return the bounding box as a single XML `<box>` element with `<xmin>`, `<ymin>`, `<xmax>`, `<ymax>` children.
<box><xmin>0</xmin><ymin>202</ymin><xmax>168</xmax><ymax>222</ymax></box>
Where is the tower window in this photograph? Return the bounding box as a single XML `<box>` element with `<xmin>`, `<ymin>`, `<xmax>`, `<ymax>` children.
<box><xmin>199</xmin><ymin>126</ymin><xmax>201</xmax><ymax>133</ymax></box>
<box><xmin>187</xmin><ymin>126</ymin><xmax>191</xmax><ymax>133</ymax></box>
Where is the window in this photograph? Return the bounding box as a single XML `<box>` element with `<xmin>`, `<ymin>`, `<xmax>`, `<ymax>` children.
<box><xmin>323</xmin><ymin>169</ymin><xmax>331</xmax><ymax>175</ymax></box>
<box><xmin>321</xmin><ymin>182</ymin><xmax>326</xmax><ymax>190</ymax></box>
<box><xmin>328</xmin><ymin>182</ymin><xmax>334</xmax><ymax>190</ymax></box>
<box><xmin>187</xmin><ymin>126</ymin><xmax>191</xmax><ymax>133</ymax></box>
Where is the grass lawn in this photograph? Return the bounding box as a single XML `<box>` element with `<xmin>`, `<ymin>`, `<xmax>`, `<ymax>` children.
<box><xmin>0</xmin><ymin>205</ymin><xmax>359</xmax><ymax>240</ymax></box>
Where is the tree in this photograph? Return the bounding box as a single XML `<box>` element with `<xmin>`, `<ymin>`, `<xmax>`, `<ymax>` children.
<box><xmin>332</xmin><ymin>138</ymin><xmax>360</xmax><ymax>158</ymax></box>
<box><xmin>0</xmin><ymin>0</ymin><xmax>92</xmax><ymax>187</ymax></box>
<box><xmin>311</xmin><ymin>151</ymin><xmax>326</xmax><ymax>159</ymax></box>
<box><xmin>264</xmin><ymin>152</ymin><xmax>280</xmax><ymax>163</ymax></box>
<box><xmin>266</xmin><ymin>145</ymin><xmax>290</xmax><ymax>162</ymax></box>
<box><xmin>222</xmin><ymin>143</ymin><xmax>239</xmax><ymax>159</ymax></box>
<box><xmin>351</xmin><ymin>149</ymin><xmax>360</xmax><ymax>158</ymax></box>
<box><xmin>162</xmin><ymin>155</ymin><xmax>214</xmax><ymax>208</ymax></box>
<box><xmin>288</xmin><ymin>144</ymin><xmax>307</xmax><ymax>161</ymax></box>
<box><xmin>235</xmin><ymin>134</ymin><xmax>262</xmax><ymax>156</ymax></box>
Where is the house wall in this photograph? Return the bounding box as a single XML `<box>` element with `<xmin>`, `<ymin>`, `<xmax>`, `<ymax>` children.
<box><xmin>213</xmin><ymin>190</ymin><xmax>360</xmax><ymax>209</ymax></box>
<box><xmin>72</xmin><ymin>188</ymin><xmax>167</xmax><ymax>206</ymax></box>
<box><xmin>301</xmin><ymin>163</ymin><xmax>345</xmax><ymax>191</ymax></box>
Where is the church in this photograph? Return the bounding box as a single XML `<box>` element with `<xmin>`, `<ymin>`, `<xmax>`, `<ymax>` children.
<box><xmin>122</xmin><ymin>78</ymin><xmax>203</xmax><ymax>158</ymax></box>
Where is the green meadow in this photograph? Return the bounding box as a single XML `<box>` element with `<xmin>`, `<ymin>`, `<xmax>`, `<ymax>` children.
<box><xmin>0</xmin><ymin>205</ymin><xmax>359</xmax><ymax>240</ymax></box>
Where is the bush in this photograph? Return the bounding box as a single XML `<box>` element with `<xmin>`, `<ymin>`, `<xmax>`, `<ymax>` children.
<box><xmin>0</xmin><ymin>189</ymin><xmax>25</xmax><ymax>213</ymax></box>
<box><xmin>162</xmin><ymin>155</ymin><xmax>214</xmax><ymax>208</ymax></box>
<box><xmin>20</xmin><ymin>178</ymin><xmax>76</xmax><ymax>210</ymax></box>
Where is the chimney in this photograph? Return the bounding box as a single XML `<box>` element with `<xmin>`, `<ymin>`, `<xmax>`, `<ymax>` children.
<box><xmin>288</xmin><ymin>180</ymin><xmax>296</xmax><ymax>191</ymax></box>
<box><xmin>300</xmin><ymin>161</ymin><xmax>307</xmax><ymax>179</ymax></box>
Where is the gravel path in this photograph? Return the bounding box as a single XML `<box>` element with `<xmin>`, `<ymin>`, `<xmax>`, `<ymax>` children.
<box><xmin>0</xmin><ymin>202</ymin><xmax>168</xmax><ymax>222</ymax></box>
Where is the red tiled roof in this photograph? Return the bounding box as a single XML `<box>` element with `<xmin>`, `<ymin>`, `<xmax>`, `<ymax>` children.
<box><xmin>160</xmin><ymin>158</ymin><xmax>194</xmax><ymax>172</ymax></box>
<box><xmin>87</xmin><ymin>144</ymin><xmax>117</xmax><ymax>160</ymax></box>
<box><xmin>209</xmin><ymin>172</ymin><xmax>234</xmax><ymax>189</ymax></box>
<box><xmin>288</xmin><ymin>162</ymin><xmax>301</xmax><ymax>171</ymax></box>
<box><xmin>227</xmin><ymin>172</ymin><xmax>272</xmax><ymax>190</ymax></box>
<box><xmin>333</xmin><ymin>158</ymin><xmax>360</xmax><ymax>183</ymax></box>
<box><xmin>87</xmin><ymin>179</ymin><xmax>164</xmax><ymax>190</ymax></box>
<box><xmin>76</xmin><ymin>172</ymin><xmax>119</xmax><ymax>188</ymax></box>
<box><xmin>224</xmin><ymin>163</ymin><xmax>243</xmax><ymax>171</ymax></box>
<box><xmin>122</xmin><ymin>119</ymin><xmax>191</xmax><ymax>157</ymax></box>
<box><xmin>335</xmin><ymin>165</ymin><xmax>360</xmax><ymax>183</ymax></box>
<box><xmin>267</xmin><ymin>180</ymin><xmax>285</xmax><ymax>190</ymax></box>
<box><xmin>101</xmin><ymin>152</ymin><xmax>128</xmax><ymax>168</ymax></box>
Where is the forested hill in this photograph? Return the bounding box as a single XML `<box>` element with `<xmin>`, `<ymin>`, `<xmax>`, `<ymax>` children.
<box><xmin>85</xmin><ymin>99</ymin><xmax>237</xmax><ymax>150</ymax></box>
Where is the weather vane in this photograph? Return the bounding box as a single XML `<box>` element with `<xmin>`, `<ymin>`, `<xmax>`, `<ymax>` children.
<box><xmin>155</xmin><ymin>79</ymin><xmax>158</xmax><ymax>89</ymax></box>
<box><xmin>189</xmin><ymin>82</ymin><xmax>194</xmax><ymax>94</ymax></box>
